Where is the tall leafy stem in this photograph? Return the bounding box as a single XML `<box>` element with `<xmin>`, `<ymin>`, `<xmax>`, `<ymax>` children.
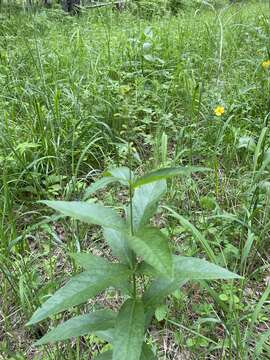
<box><xmin>27</xmin><ymin>165</ymin><xmax>241</xmax><ymax>359</ymax></box>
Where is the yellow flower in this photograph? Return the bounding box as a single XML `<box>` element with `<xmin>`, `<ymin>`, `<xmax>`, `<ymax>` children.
<box><xmin>214</xmin><ymin>106</ymin><xmax>225</xmax><ymax>117</ymax></box>
<box><xmin>119</xmin><ymin>85</ymin><xmax>131</xmax><ymax>95</ymax></box>
<box><xmin>262</xmin><ymin>60</ymin><xmax>270</xmax><ymax>70</ymax></box>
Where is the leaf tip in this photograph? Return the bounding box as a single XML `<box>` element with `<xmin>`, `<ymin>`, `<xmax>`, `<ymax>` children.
<box><xmin>235</xmin><ymin>274</ymin><xmax>244</xmax><ymax>279</ymax></box>
<box><xmin>26</xmin><ymin>316</ymin><xmax>36</xmax><ymax>327</ymax></box>
<box><xmin>38</xmin><ymin>200</ymin><xmax>50</xmax><ymax>205</ymax></box>
<box><xmin>33</xmin><ymin>338</ymin><xmax>45</xmax><ymax>347</ymax></box>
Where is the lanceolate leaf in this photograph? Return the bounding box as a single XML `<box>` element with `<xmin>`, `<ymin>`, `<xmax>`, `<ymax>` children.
<box><xmin>103</xmin><ymin>228</ymin><xmax>133</xmax><ymax>267</ymax></box>
<box><xmin>128</xmin><ymin>227</ymin><xmax>173</xmax><ymax>278</ymax></box>
<box><xmin>105</xmin><ymin>166</ymin><xmax>134</xmax><ymax>184</ymax></box>
<box><xmin>130</xmin><ymin>180</ymin><xmax>167</xmax><ymax>231</ymax></box>
<box><xmin>113</xmin><ymin>299</ymin><xmax>145</xmax><ymax>360</ymax></box>
<box><xmin>133</xmin><ymin>166</ymin><xmax>209</xmax><ymax>188</ymax></box>
<box><xmin>28</xmin><ymin>265</ymin><xmax>131</xmax><ymax>325</ymax></box>
<box><xmin>173</xmin><ymin>256</ymin><xmax>241</xmax><ymax>280</ymax></box>
<box><xmin>70</xmin><ymin>252</ymin><xmax>132</xmax><ymax>295</ymax></box>
<box><xmin>84</xmin><ymin>177</ymin><xmax>118</xmax><ymax>200</ymax></box>
<box><xmin>84</xmin><ymin>167</ymin><xmax>133</xmax><ymax>200</ymax></box>
<box><xmin>69</xmin><ymin>252</ymin><xmax>132</xmax><ymax>277</ymax></box>
<box><xmin>41</xmin><ymin>201</ymin><xmax>126</xmax><ymax>231</ymax></box>
<box><xmin>143</xmin><ymin>255</ymin><xmax>240</xmax><ymax>308</ymax></box>
<box><xmin>35</xmin><ymin>310</ymin><xmax>116</xmax><ymax>345</ymax></box>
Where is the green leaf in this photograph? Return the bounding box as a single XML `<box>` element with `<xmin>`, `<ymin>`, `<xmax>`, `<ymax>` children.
<box><xmin>219</xmin><ymin>294</ymin><xmax>229</xmax><ymax>302</ymax></box>
<box><xmin>70</xmin><ymin>252</ymin><xmax>132</xmax><ymax>295</ymax></box>
<box><xmin>113</xmin><ymin>299</ymin><xmax>145</xmax><ymax>360</ymax></box>
<box><xmin>41</xmin><ymin>201</ymin><xmax>126</xmax><ymax>232</ymax></box>
<box><xmin>84</xmin><ymin>177</ymin><xmax>118</xmax><ymax>200</ymax></box>
<box><xmin>105</xmin><ymin>167</ymin><xmax>134</xmax><ymax>184</ymax></box>
<box><xmin>143</xmin><ymin>255</ymin><xmax>240</xmax><ymax>308</ymax></box>
<box><xmin>94</xmin><ymin>344</ymin><xmax>155</xmax><ymax>360</ymax></box>
<box><xmin>130</xmin><ymin>180</ymin><xmax>167</xmax><ymax>232</ymax></box>
<box><xmin>173</xmin><ymin>256</ymin><xmax>241</xmax><ymax>280</ymax></box>
<box><xmin>128</xmin><ymin>227</ymin><xmax>173</xmax><ymax>278</ymax></box>
<box><xmin>144</xmin><ymin>308</ymin><xmax>155</xmax><ymax>329</ymax></box>
<box><xmin>95</xmin><ymin>351</ymin><xmax>113</xmax><ymax>360</ymax></box>
<box><xmin>28</xmin><ymin>265</ymin><xmax>131</xmax><ymax>325</ymax></box>
<box><xmin>35</xmin><ymin>310</ymin><xmax>116</xmax><ymax>345</ymax></box>
<box><xmin>94</xmin><ymin>329</ymin><xmax>114</xmax><ymax>343</ymax></box>
<box><xmin>238</xmin><ymin>136</ymin><xmax>256</xmax><ymax>152</ymax></box>
<box><xmin>70</xmin><ymin>252</ymin><xmax>110</xmax><ymax>270</ymax></box>
<box><xmin>155</xmin><ymin>305</ymin><xmax>168</xmax><ymax>322</ymax></box>
<box><xmin>69</xmin><ymin>252</ymin><xmax>130</xmax><ymax>273</ymax></box>
<box><xmin>140</xmin><ymin>343</ymin><xmax>156</xmax><ymax>360</ymax></box>
<box><xmin>94</xmin><ymin>337</ymin><xmax>155</xmax><ymax>360</ymax></box>
<box><xmin>103</xmin><ymin>228</ymin><xmax>133</xmax><ymax>267</ymax></box>
<box><xmin>83</xmin><ymin>167</ymin><xmax>134</xmax><ymax>200</ymax></box>
<box><xmin>133</xmin><ymin>166</ymin><xmax>209</xmax><ymax>188</ymax></box>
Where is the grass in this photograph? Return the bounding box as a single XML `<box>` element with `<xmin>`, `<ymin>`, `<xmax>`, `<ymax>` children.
<box><xmin>0</xmin><ymin>0</ymin><xmax>270</xmax><ymax>359</ymax></box>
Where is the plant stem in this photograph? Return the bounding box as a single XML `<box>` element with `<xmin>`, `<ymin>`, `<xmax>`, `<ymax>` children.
<box><xmin>128</xmin><ymin>165</ymin><xmax>137</xmax><ymax>298</ymax></box>
<box><xmin>127</xmin><ymin>109</ymin><xmax>137</xmax><ymax>297</ymax></box>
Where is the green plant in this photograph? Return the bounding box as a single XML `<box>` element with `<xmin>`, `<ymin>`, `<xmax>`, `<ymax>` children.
<box><xmin>27</xmin><ymin>166</ymin><xmax>241</xmax><ymax>359</ymax></box>
<box><xmin>132</xmin><ymin>0</ymin><xmax>168</xmax><ymax>18</ymax></box>
<box><xmin>1</xmin><ymin>1</ymin><xmax>270</xmax><ymax>358</ymax></box>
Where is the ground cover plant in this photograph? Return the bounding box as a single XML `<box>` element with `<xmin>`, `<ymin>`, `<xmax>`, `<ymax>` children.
<box><xmin>0</xmin><ymin>0</ymin><xmax>270</xmax><ymax>359</ymax></box>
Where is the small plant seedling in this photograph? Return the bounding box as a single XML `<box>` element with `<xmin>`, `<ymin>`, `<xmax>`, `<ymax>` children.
<box><xmin>27</xmin><ymin>166</ymin><xmax>241</xmax><ymax>359</ymax></box>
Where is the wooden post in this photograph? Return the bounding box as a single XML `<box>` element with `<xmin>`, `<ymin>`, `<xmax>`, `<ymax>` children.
<box><xmin>44</xmin><ymin>0</ymin><xmax>52</xmax><ymax>7</ymax></box>
<box><xmin>115</xmin><ymin>0</ymin><xmax>125</xmax><ymax>11</ymax></box>
<box><xmin>61</xmin><ymin>0</ymin><xmax>81</xmax><ymax>13</ymax></box>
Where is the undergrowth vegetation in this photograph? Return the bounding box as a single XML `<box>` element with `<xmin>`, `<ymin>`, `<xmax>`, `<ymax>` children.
<box><xmin>0</xmin><ymin>0</ymin><xmax>269</xmax><ymax>359</ymax></box>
